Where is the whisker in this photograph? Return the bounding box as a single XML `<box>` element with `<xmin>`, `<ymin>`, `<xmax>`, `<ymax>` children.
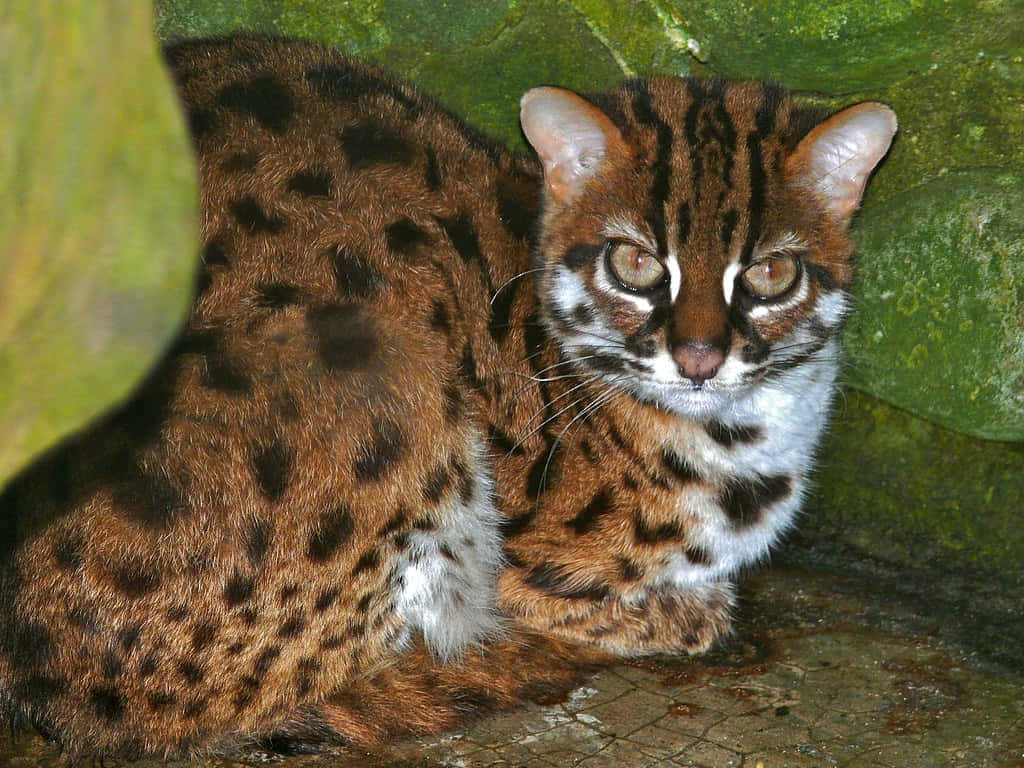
<box><xmin>490</xmin><ymin>267</ymin><xmax>548</xmax><ymax>306</ymax></box>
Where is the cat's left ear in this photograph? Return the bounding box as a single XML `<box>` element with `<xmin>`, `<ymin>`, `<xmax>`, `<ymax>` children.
<box><xmin>786</xmin><ymin>102</ymin><xmax>898</xmax><ymax>226</ymax></box>
<box><xmin>520</xmin><ymin>87</ymin><xmax>629</xmax><ymax>205</ymax></box>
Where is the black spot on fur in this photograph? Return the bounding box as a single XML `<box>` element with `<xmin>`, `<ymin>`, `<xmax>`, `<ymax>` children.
<box><xmin>633</xmin><ymin>511</ymin><xmax>684</xmax><ymax>545</ymax></box>
<box><xmin>287</xmin><ymin>170</ymin><xmax>333</xmax><ymax>197</ymax></box>
<box><xmin>256</xmin><ymin>282</ymin><xmax>302</xmax><ymax>309</ymax></box>
<box><xmin>307</xmin><ymin>504</ymin><xmax>355</xmax><ymax>562</ymax></box>
<box><xmin>489</xmin><ymin>278</ymin><xmax>517</xmax><ymax>343</ymax></box>
<box><xmin>90</xmin><ymin>686</ymin><xmax>125</xmax><ymax>722</ymax></box>
<box><xmin>442</xmin><ymin>382</ymin><xmax>463</xmax><ymax>423</ymax></box>
<box><xmin>139</xmin><ymin>652</ymin><xmax>160</xmax><ymax>678</ymax></box>
<box><xmin>202</xmin><ymin>238</ymin><xmax>230</xmax><ymax>267</ymax></box>
<box><xmin>705</xmin><ymin>421</ymin><xmax>763</xmax><ymax>448</ymax></box>
<box><xmin>177</xmin><ymin>660</ymin><xmax>205</xmax><ymax>686</ymax></box>
<box><xmin>685</xmin><ymin>544</ymin><xmax>713</xmax><ymax>566</ymax></box>
<box><xmin>224</xmin><ymin>573</ymin><xmax>255</xmax><ymax>606</ymax></box>
<box><xmin>526</xmin><ymin>445</ymin><xmax>560</xmax><ymax>500</ymax></box>
<box><xmin>422</xmin><ymin>465</ymin><xmax>451</xmax><ymax>503</ymax></box>
<box><xmin>523</xmin><ymin>562</ymin><xmax>609</xmax><ymax>601</ymax></box>
<box><xmin>354</xmin><ymin>418</ymin><xmax>405</xmax><ymax>482</ymax></box>
<box><xmin>166</xmin><ymin>605</ymin><xmax>188</xmax><ymax>622</ymax></box>
<box><xmin>296</xmin><ymin>657</ymin><xmax>321</xmax><ymax>698</ymax></box>
<box><xmin>661</xmin><ymin>449</ymin><xmax>701</xmax><ymax>483</ymax></box>
<box><xmin>332</xmin><ymin>246</ymin><xmax>383</xmax><ymax>300</ymax></box>
<box><xmin>454</xmin><ymin>458</ymin><xmax>475</xmax><ymax>505</ymax></box>
<box><xmin>179</xmin><ymin>330</ymin><xmax>253</xmax><ymax>395</ymax></box>
<box><xmin>429</xmin><ymin>300</ymin><xmax>451</xmax><ymax>333</ymax></box>
<box><xmin>497</xmin><ymin>179</ymin><xmax>537</xmax><ymax>241</ymax></box>
<box><xmin>720</xmin><ymin>474</ymin><xmax>791</xmax><ymax>528</ymax></box>
<box><xmin>146</xmin><ymin>690</ymin><xmax>175</xmax><ymax>712</ymax></box>
<box><xmin>119</xmin><ymin>625</ymin><xmax>142</xmax><ymax>653</ymax></box>
<box><xmin>217</xmin><ymin>74</ymin><xmax>294</xmax><ymax>135</ymax></box>
<box><xmin>279</xmin><ymin>584</ymin><xmax>300</xmax><ymax>603</ymax></box>
<box><xmin>183</xmin><ymin>698</ymin><xmax>207</xmax><ymax>719</ymax></box>
<box><xmin>617</xmin><ymin>556</ymin><xmax>644</xmax><ymax>582</ymax></box>
<box><xmin>53</xmin><ymin>531</ymin><xmax>85</xmax><ymax>570</ymax></box>
<box><xmin>112</xmin><ymin>560</ymin><xmax>161</xmax><ymax>598</ymax></box>
<box><xmin>277</xmin><ymin>616</ymin><xmax>306</xmax><ymax>639</ymax></box>
<box><xmin>565</xmin><ymin>487</ymin><xmax>614</xmax><ymax>535</ymax></box>
<box><xmin>314</xmin><ymin>588</ymin><xmax>340</xmax><ymax>613</ymax></box>
<box><xmin>222</xmin><ymin>151</ymin><xmax>260</xmax><ymax>173</ymax></box>
<box><xmin>352</xmin><ymin>549</ymin><xmax>379</xmax><ymax>576</ymax></box>
<box><xmin>356</xmin><ymin>593</ymin><xmax>374</xmax><ymax>613</ymax></box>
<box><xmin>252</xmin><ymin>438</ymin><xmax>293</xmax><ymax>502</ymax></box>
<box><xmin>386</xmin><ymin>218</ymin><xmax>431</xmax><ymax>254</ymax></box>
<box><xmin>231</xmin><ymin>196</ymin><xmax>285</xmax><ymax>234</ymax></box>
<box><xmin>112</xmin><ymin>467</ymin><xmax>189</xmax><ymax>531</ymax></box>
<box><xmin>306</xmin><ymin>303</ymin><xmax>377</xmax><ymax>372</ymax></box>
<box><xmin>572</xmin><ymin>303</ymin><xmax>595</xmax><ymax>325</ymax></box>
<box><xmin>306</xmin><ymin>64</ymin><xmax>420</xmax><ymax>112</ymax></box>
<box><xmin>17</xmin><ymin>675</ymin><xmax>67</xmax><ymax>704</ymax></box>
<box><xmin>563</xmin><ymin>242</ymin><xmax>601</xmax><ymax>271</ymax></box>
<box><xmin>102</xmin><ymin>651</ymin><xmax>122</xmax><ymax>679</ymax></box>
<box><xmin>245</xmin><ymin>518</ymin><xmax>273</xmax><ymax>566</ymax></box>
<box><xmin>254</xmin><ymin>646</ymin><xmax>281</xmax><ymax>675</ymax></box>
<box><xmin>488</xmin><ymin>424</ymin><xmax>525</xmax><ymax>457</ymax></box>
<box><xmin>379</xmin><ymin>507</ymin><xmax>408</xmax><ymax>537</ymax></box>
<box><xmin>339</xmin><ymin>122</ymin><xmax>416</xmax><ymax>170</ymax></box>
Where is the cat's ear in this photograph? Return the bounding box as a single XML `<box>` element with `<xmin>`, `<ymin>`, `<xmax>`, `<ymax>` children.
<box><xmin>520</xmin><ymin>87</ymin><xmax>628</xmax><ymax>205</ymax></box>
<box><xmin>786</xmin><ymin>102</ymin><xmax>897</xmax><ymax>226</ymax></box>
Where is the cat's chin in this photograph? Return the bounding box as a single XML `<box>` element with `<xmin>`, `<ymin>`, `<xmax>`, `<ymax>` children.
<box><xmin>630</xmin><ymin>381</ymin><xmax>738</xmax><ymax>421</ymax></box>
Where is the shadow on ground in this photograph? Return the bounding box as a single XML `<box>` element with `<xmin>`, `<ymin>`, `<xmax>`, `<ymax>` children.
<box><xmin>4</xmin><ymin>532</ymin><xmax>1021</xmax><ymax>767</ymax></box>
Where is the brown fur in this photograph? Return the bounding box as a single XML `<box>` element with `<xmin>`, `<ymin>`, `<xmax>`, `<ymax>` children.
<box><xmin>0</xmin><ymin>36</ymin><xmax>881</xmax><ymax>757</ymax></box>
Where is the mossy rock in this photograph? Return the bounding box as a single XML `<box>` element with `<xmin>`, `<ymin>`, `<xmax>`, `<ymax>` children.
<box><xmin>0</xmin><ymin>1</ymin><xmax>198</xmax><ymax>486</ymax></box>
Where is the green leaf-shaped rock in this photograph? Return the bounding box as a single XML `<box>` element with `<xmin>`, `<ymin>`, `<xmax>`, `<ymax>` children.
<box><xmin>0</xmin><ymin>1</ymin><xmax>198</xmax><ymax>485</ymax></box>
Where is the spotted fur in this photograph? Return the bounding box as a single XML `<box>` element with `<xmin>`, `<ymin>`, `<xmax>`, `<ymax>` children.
<box><xmin>0</xmin><ymin>36</ymin><xmax>894</xmax><ymax>757</ymax></box>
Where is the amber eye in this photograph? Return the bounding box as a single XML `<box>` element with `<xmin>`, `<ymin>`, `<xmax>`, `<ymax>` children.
<box><xmin>740</xmin><ymin>252</ymin><xmax>801</xmax><ymax>300</ymax></box>
<box><xmin>606</xmin><ymin>242</ymin><xmax>666</xmax><ymax>292</ymax></box>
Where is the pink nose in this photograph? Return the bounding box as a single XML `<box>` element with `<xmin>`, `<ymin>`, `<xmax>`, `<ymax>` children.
<box><xmin>672</xmin><ymin>343</ymin><xmax>725</xmax><ymax>386</ymax></box>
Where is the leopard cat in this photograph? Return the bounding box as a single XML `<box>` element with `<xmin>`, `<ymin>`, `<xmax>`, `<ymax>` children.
<box><xmin>0</xmin><ymin>35</ymin><xmax>896</xmax><ymax>758</ymax></box>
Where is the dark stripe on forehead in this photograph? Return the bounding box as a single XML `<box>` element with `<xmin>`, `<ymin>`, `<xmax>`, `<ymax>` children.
<box><xmin>683</xmin><ymin>80</ymin><xmax>707</xmax><ymax>207</ymax></box>
<box><xmin>755</xmin><ymin>83</ymin><xmax>785</xmax><ymax>138</ymax></box>
<box><xmin>740</xmin><ymin>133</ymin><xmax>765</xmax><ymax>264</ymax></box>
<box><xmin>676</xmin><ymin>202</ymin><xmax>691</xmax><ymax>249</ymax></box>
<box><xmin>628</xmin><ymin>81</ymin><xmax>673</xmax><ymax>257</ymax></box>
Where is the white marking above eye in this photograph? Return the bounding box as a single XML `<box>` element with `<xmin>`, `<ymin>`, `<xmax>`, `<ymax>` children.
<box><xmin>666</xmin><ymin>253</ymin><xmax>682</xmax><ymax>302</ymax></box>
<box><xmin>722</xmin><ymin>259</ymin><xmax>741</xmax><ymax>305</ymax></box>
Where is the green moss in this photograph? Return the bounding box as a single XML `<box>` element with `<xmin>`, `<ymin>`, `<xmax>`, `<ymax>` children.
<box><xmin>808</xmin><ymin>390</ymin><xmax>1024</xmax><ymax>572</ymax></box>
<box><xmin>0</xmin><ymin>0</ymin><xmax>197</xmax><ymax>486</ymax></box>
<box><xmin>845</xmin><ymin>172</ymin><xmax>1024</xmax><ymax>441</ymax></box>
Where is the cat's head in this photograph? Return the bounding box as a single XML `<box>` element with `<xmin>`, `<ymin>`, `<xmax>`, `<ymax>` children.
<box><xmin>521</xmin><ymin>78</ymin><xmax>896</xmax><ymax>419</ymax></box>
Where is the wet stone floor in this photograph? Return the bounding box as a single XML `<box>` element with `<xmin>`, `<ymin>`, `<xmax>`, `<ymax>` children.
<box><xmin>4</xmin><ymin>541</ymin><xmax>1023</xmax><ymax>768</ymax></box>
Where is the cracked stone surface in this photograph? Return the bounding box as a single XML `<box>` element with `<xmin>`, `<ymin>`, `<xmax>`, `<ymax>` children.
<box><xmin>4</xmin><ymin>540</ymin><xmax>1021</xmax><ymax>767</ymax></box>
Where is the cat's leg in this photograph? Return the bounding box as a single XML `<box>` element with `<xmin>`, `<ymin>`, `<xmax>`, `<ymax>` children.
<box><xmin>390</xmin><ymin>427</ymin><xmax>505</xmax><ymax>661</ymax></box>
<box><xmin>498</xmin><ymin>569</ymin><xmax>735</xmax><ymax>657</ymax></box>
<box><xmin>261</xmin><ymin>631</ymin><xmax>601</xmax><ymax>751</ymax></box>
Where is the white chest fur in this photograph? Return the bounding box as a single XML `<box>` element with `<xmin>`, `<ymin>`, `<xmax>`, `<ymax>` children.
<box><xmin>659</xmin><ymin>345</ymin><xmax>840</xmax><ymax>586</ymax></box>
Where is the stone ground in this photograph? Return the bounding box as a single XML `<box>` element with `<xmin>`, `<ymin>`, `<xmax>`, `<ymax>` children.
<box><xmin>4</xmin><ymin>535</ymin><xmax>1022</xmax><ymax>768</ymax></box>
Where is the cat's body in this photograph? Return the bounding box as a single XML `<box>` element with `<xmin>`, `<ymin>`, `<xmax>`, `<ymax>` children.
<box><xmin>0</xmin><ymin>36</ymin><xmax>895</xmax><ymax>757</ymax></box>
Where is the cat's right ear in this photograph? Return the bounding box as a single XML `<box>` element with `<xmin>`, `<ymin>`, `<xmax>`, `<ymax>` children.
<box><xmin>520</xmin><ymin>87</ymin><xmax>629</xmax><ymax>205</ymax></box>
<box><xmin>786</xmin><ymin>102</ymin><xmax>898</xmax><ymax>226</ymax></box>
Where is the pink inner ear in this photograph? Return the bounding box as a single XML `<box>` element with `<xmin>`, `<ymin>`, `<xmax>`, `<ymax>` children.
<box><xmin>520</xmin><ymin>87</ymin><xmax>628</xmax><ymax>205</ymax></box>
<box><xmin>787</xmin><ymin>102</ymin><xmax>898</xmax><ymax>223</ymax></box>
